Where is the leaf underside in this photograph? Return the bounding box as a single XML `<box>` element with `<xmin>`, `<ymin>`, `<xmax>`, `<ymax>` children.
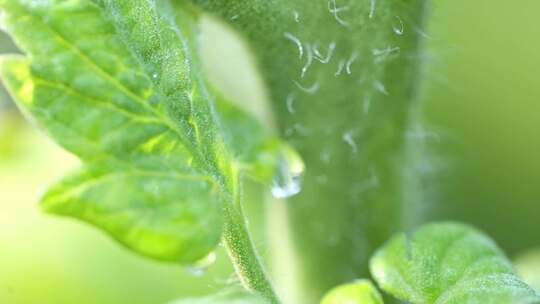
<box><xmin>0</xmin><ymin>0</ymin><xmax>287</xmax><ymax>263</ymax></box>
<box><xmin>370</xmin><ymin>222</ymin><xmax>540</xmax><ymax>304</ymax></box>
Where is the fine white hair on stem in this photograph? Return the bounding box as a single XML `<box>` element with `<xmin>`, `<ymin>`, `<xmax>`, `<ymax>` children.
<box><xmin>372</xmin><ymin>46</ymin><xmax>400</xmax><ymax>63</ymax></box>
<box><xmin>346</xmin><ymin>51</ymin><xmax>358</xmax><ymax>74</ymax></box>
<box><xmin>294</xmin><ymin>80</ymin><xmax>320</xmax><ymax>95</ymax></box>
<box><xmin>414</xmin><ymin>26</ymin><xmax>432</xmax><ymax>39</ymax></box>
<box><xmin>301</xmin><ymin>43</ymin><xmax>314</xmax><ymax>78</ymax></box>
<box><xmin>363</xmin><ymin>94</ymin><xmax>371</xmax><ymax>114</ymax></box>
<box><xmin>372</xmin><ymin>46</ymin><xmax>400</xmax><ymax>56</ymax></box>
<box><xmin>373</xmin><ymin>81</ymin><xmax>389</xmax><ymax>95</ymax></box>
<box><xmin>406</xmin><ymin>125</ymin><xmax>442</xmax><ymax>142</ymax></box>
<box><xmin>369</xmin><ymin>0</ymin><xmax>376</xmax><ymax>19</ymax></box>
<box><xmin>393</xmin><ymin>16</ymin><xmax>404</xmax><ymax>35</ymax></box>
<box><xmin>328</xmin><ymin>0</ymin><xmax>350</xmax><ymax>27</ymax></box>
<box><xmin>335</xmin><ymin>59</ymin><xmax>346</xmax><ymax>76</ymax></box>
<box><xmin>355</xmin><ymin>166</ymin><xmax>380</xmax><ymax>193</ymax></box>
<box><xmin>342</xmin><ymin>130</ymin><xmax>358</xmax><ymax>154</ymax></box>
<box><xmin>284</xmin><ymin>32</ymin><xmax>303</xmax><ymax>59</ymax></box>
<box><xmin>313</xmin><ymin>42</ymin><xmax>336</xmax><ymax>64</ymax></box>
<box><xmin>293</xmin><ymin>10</ymin><xmax>300</xmax><ymax>23</ymax></box>
<box><xmin>286</xmin><ymin>93</ymin><xmax>296</xmax><ymax>114</ymax></box>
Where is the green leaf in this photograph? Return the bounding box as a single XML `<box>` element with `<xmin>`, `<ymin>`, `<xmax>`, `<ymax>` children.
<box><xmin>320</xmin><ymin>280</ymin><xmax>383</xmax><ymax>304</ymax></box>
<box><xmin>169</xmin><ymin>288</ymin><xmax>269</xmax><ymax>304</ymax></box>
<box><xmin>0</xmin><ymin>0</ymin><xmax>227</xmax><ymax>263</ymax></box>
<box><xmin>370</xmin><ymin>222</ymin><xmax>540</xmax><ymax>304</ymax></box>
<box><xmin>214</xmin><ymin>90</ymin><xmax>302</xmax><ymax>184</ymax></box>
<box><xmin>0</xmin><ymin>0</ymin><xmax>289</xmax><ymax>264</ymax></box>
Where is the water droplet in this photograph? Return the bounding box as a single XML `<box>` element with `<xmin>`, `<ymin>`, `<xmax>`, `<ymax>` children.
<box><xmin>271</xmin><ymin>145</ymin><xmax>305</xmax><ymax>199</ymax></box>
<box><xmin>152</xmin><ymin>73</ymin><xmax>158</xmax><ymax>80</ymax></box>
<box><xmin>187</xmin><ymin>251</ymin><xmax>217</xmax><ymax>276</ymax></box>
<box><xmin>393</xmin><ymin>16</ymin><xmax>404</xmax><ymax>35</ymax></box>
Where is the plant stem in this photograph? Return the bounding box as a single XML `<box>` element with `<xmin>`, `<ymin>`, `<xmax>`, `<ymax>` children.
<box><xmin>193</xmin><ymin>1</ymin><xmax>429</xmax><ymax>302</ymax></box>
<box><xmin>222</xmin><ymin>177</ymin><xmax>279</xmax><ymax>303</ymax></box>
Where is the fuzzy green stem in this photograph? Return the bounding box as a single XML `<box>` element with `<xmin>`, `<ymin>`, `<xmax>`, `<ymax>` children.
<box><xmin>222</xmin><ymin>178</ymin><xmax>279</xmax><ymax>303</ymax></box>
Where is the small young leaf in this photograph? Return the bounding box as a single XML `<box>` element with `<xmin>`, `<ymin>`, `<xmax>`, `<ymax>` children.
<box><xmin>0</xmin><ymin>0</ymin><xmax>292</xmax><ymax>265</ymax></box>
<box><xmin>370</xmin><ymin>222</ymin><xmax>540</xmax><ymax>304</ymax></box>
<box><xmin>321</xmin><ymin>280</ymin><xmax>383</xmax><ymax>304</ymax></box>
<box><xmin>214</xmin><ymin>90</ymin><xmax>302</xmax><ymax>184</ymax></box>
<box><xmin>169</xmin><ymin>288</ymin><xmax>269</xmax><ymax>304</ymax></box>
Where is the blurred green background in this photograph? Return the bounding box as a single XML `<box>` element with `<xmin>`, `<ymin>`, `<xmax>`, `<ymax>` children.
<box><xmin>1</xmin><ymin>0</ymin><xmax>540</xmax><ymax>303</ymax></box>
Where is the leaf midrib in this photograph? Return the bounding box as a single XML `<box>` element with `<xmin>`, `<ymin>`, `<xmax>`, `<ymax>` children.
<box><xmin>17</xmin><ymin>4</ymin><xmax>213</xmax><ymax>174</ymax></box>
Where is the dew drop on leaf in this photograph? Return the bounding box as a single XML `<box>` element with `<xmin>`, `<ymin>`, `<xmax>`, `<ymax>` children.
<box><xmin>271</xmin><ymin>145</ymin><xmax>305</xmax><ymax>199</ymax></box>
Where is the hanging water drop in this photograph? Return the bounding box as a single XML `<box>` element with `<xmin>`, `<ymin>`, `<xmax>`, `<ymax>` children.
<box><xmin>271</xmin><ymin>145</ymin><xmax>305</xmax><ymax>199</ymax></box>
<box><xmin>186</xmin><ymin>251</ymin><xmax>217</xmax><ymax>277</ymax></box>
